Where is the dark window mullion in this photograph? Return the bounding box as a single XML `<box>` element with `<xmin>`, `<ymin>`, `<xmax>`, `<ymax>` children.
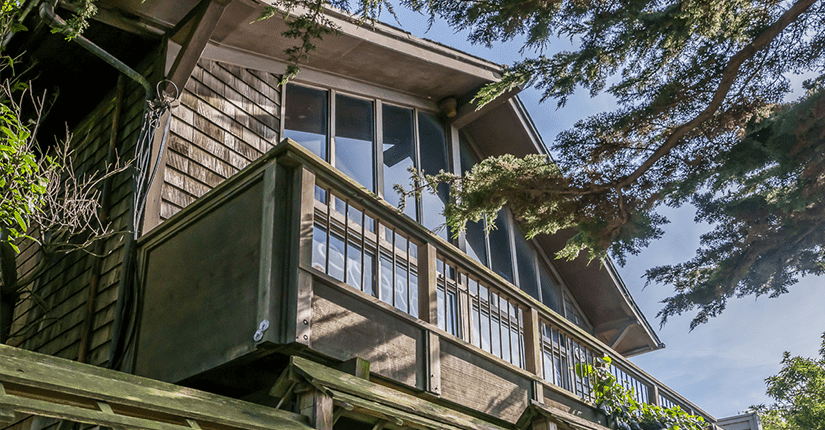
<box><xmin>324</xmin><ymin>197</ymin><xmax>332</xmax><ymax>274</ymax></box>
<box><xmin>412</xmin><ymin>108</ymin><xmax>422</xmax><ymax>223</ymax></box>
<box><xmin>391</xmin><ymin>228</ymin><xmax>397</xmax><ymax>308</ymax></box>
<box><xmin>506</xmin><ymin>210</ymin><xmax>521</xmax><ymax>288</ymax></box>
<box><xmin>344</xmin><ymin>200</ymin><xmax>349</xmax><ymax>283</ymax></box>
<box><xmin>360</xmin><ymin>209</ymin><xmax>366</xmax><ymax>293</ymax></box>
<box><xmin>375</xmin><ymin>100</ymin><xmax>384</xmax><ymax>199</ymax></box>
<box><xmin>328</xmin><ymin>89</ymin><xmax>336</xmax><ymax>166</ymax></box>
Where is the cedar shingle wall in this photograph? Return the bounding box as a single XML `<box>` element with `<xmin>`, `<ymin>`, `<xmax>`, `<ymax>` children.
<box><xmin>9</xmin><ymin>52</ymin><xmax>159</xmax><ymax>367</ymax></box>
<box><xmin>160</xmin><ymin>59</ymin><xmax>281</xmax><ymax>220</ymax></box>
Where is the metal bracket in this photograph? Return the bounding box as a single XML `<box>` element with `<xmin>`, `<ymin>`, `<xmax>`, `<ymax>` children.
<box><xmin>253</xmin><ymin>319</ymin><xmax>270</xmax><ymax>341</ymax></box>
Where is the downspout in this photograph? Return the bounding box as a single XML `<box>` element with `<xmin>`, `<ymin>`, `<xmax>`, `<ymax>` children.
<box><xmin>38</xmin><ymin>3</ymin><xmax>152</xmax><ymax>368</ymax></box>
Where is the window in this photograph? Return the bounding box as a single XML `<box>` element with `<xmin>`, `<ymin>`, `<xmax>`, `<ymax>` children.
<box><xmin>418</xmin><ymin>112</ymin><xmax>450</xmax><ymax>240</ymax></box>
<box><xmin>540</xmin><ymin>321</ymin><xmax>596</xmax><ymax>400</ymax></box>
<box><xmin>284</xmin><ymin>84</ymin><xmax>449</xmax><ymax>237</ymax></box>
<box><xmin>312</xmin><ymin>184</ymin><xmax>419</xmax><ymax>318</ymax></box>
<box><xmin>457</xmin><ymin>136</ymin><xmax>582</xmax><ymax>326</ymax></box>
<box><xmin>437</xmin><ymin>257</ymin><xmax>526</xmax><ymax>369</ymax></box>
<box><xmin>284</xmin><ymin>85</ymin><xmax>327</xmax><ymax>160</ymax></box>
<box><xmin>564</xmin><ymin>293</ymin><xmax>591</xmax><ymax>332</ymax></box>
<box><xmin>382</xmin><ymin>104</ymin><xmax>416</xmax><ymax>219</ymax></box>
<box><xmin>335</xmin><ymin>94</ymin><xmax>375</xmax><ymax>191</ymax></box>
<box><xmin>459</xmin><ymin>138</ymin><xmax>488</xmax><ymax>266</ymax></box>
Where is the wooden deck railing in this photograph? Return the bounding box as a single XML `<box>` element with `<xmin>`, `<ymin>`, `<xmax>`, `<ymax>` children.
<box><xmin>278</xmin><ymin>139</ymin><xmax>711</xmax><ymax>421</ymax></box>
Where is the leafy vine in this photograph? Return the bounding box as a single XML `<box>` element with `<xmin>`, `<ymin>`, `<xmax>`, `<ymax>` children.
<box><xmin>578</xmin><ymin>357</ymin><xmax>708</xmax><ymax>430</ymax></box>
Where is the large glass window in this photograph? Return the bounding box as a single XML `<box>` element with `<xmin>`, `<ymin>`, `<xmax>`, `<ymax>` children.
<box><xmin>457</xmin><ymin>135</ymin><xmax>587</xmax><ymax>329</ymax></box>
<box><xmin>284</xmin><ymin>85</ymin><xmax>327</xmax><ymax>160</ymax></box>
<box><xmin>514</xmin><ymin>226</ymin><xmax>539</xmax><ymax>301</ymax></box>
<box><xmin>335</xmin><ymin>95</ymin><xmax>375</xmax><ymax>191</ymax></box>
<box><xmin>489</xmin><ymin>209</ymin><xmax>515</xmax><ymax>284</ymax></box>
<box><xmin>418</xmin><ymin>112</ymin><xmax>450</xmax><ymax>240</ymax></box>
<box><xmin>459</xmin><ymin>137</ymin><xmax>488</xmax><ymax>265</ymax></box>
<box><xmin>285</xmin><ymin>84</ymin><xmax>449</xmax><ymax>236</ymax></box>
<box><xmin>539</xmin><ymin>263</ymin><xmax>561</xmax><ymax>313</ymax></box>
<box><xmin>382</xmin><ymin>104</ymin><xmax>416</xmax><ymax>219</ymax></box>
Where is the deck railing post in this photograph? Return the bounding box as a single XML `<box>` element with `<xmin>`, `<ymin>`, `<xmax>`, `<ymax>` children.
<box><xmin>419</xmin><ymin>243</ymin><xmax>442</xmax><ymax>395</ymax></box>
<box><xmin>418</xmin><ymin>243</ymin><xmax>438</xmax><ymax>324</ymax></box>
<box><xmin>650</xmin><ymin>384</ymin><xmax>660</xmax><ymax>406</ymax></box>
<box><xmin>285</xmin><ymin>162</ymin><xmax>316</xmax><ymax>346</ymax></box>
<box><xmin>523</xmin><ymin>308</ymin><xmax>543</xmax><ymax>377</ymax></box>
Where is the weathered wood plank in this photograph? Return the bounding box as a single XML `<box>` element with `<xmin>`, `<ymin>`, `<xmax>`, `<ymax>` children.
<box><xmin>289</xmin><ymin>356</ymin><xmax>506</xmax><ymax>430</ymax></box>
<box><xmin>0</xmin><ymin>345</ymin><xmax>310</xmax><ymax>430</ymax></box>
<box><xmin>440</xmin><ymin>340</ymin><xmax>530</xmax><ymax>424</ymax></box>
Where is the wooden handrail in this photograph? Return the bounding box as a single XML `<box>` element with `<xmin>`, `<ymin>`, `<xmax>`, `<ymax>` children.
<box><xmin>273</xmin><ymin>140</ymin><xmax>714</xmax><ymax>420</ymax></box>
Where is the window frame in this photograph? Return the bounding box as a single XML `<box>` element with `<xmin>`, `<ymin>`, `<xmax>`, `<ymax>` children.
<box><xmin>457</xmin><ymin>132</ymin><xmax>593</xmax><ymax>332</ymax></box>
<box><xmin>282</xmin><ymin>83</ymin><xmax>451</xmax><ymax>230</ymax></box>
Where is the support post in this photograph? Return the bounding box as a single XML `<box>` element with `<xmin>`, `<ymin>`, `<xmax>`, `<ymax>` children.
<box><xmin>533</xmin><ymin>417</ymin><xmax>558</xmax><ymax>430</ymax></box>
<box><xmin>297</xmin><ymin>389</ymin><xmax>333</xmax><ymax>430</ymax></box>
<box><xmin>339</xmin><ymin>357</ymin><xmax>370</xmax><ymax>379</ymax></box>
<box><xmin>141</xmin><ymin>0</ymin><xmax>229</xmax><ymax>234</ymax></box>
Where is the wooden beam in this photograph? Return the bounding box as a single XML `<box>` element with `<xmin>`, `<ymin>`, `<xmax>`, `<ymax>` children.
<box><xmin>256</xmin><ymin>164</ymin><xmax>282</xmax><ymax>345</ymax></box>
<box><xmin>609</xmin><ymin>323</ymin><xmax>636</xmax><ymax>350</ymax></box>
<box><xmin>287</xmin><ymin>165</ymin><xmax>316</xmax><ymax>346</ymax></box>
<box><xmin>165</xmin><ymin>0</ymin><xmax>227</xmax><ymax>93</ymax></box>
<box><xmin>593</xmin><ymin>318</ymin><xmax>637</xmax><ymax>336</ymax></box>
<box><xmin>338</xmin><ymin>357</ymin><xmax>370</xmax><ymax>380</ymax></box>
<box><xmin>289</xmin><ymin>356</ymin><xmax>507</xmax><ymax>430</ymax></box>
<box><xmin>0</xmin><ymin>382</ymin><xmax>15</xmax><ymax>423</ymax></box>
<box><xmin>0</xmin><ymin>346</ymin><xmax>309</xmax><ymax>430</ymax></box>
<box><xmin>533</xmin><ymin>417</ymin><xmax>558</xmax><ymax>430</ymax></box>
<box><xmin>650</xmin><ymin>384</ymin><xmax>660</xmax><ymax>407</ymax></box>
<box><xmin>449</xmin><ymin>87</ymin><xmax>521</xmax><ymax>129</ymax></box>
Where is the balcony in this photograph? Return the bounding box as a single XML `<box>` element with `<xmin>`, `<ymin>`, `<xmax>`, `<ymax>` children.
<box><xmin>135</xmin><ymin>139</ymin><xmax>713</xmax><ymax>427</ymax></box>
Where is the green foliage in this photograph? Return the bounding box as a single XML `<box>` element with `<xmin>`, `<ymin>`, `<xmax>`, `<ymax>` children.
<box><xmin>52</xmin><ymin>0</ymin><xmax>98</xmax><ymax>41</ymax></box>
<box><xmin>0</xmin><ymin>0</ymin><xmax>54</xmax><ymax>253</ymax></box>
<box><xmin>751</xmin><ymin>333</ymin><xmax>825</xmax><ymax>430</ymax></box>
<box><xmin>753</xmin><ymin>408</ymin><xmax>802</xmax><ymax>430</ymax></box>
<box><xmin>0</xmin><ymin>93</ymin><xmax>52</xmax><ymax>252</ymax></box>
<box><xmin>400</xmin><ymin>0</ymin><xmax>825</xmax><ymax>327</ymax></box>
<box><xmin>578</xmin><ymin>356</ymin><xmax>707</xmax><ymax>430</ymax></box>
<box><xmin>647</xmin><ymin>89</ymin><xmax>825</xmax><ymax>328</ymax></box>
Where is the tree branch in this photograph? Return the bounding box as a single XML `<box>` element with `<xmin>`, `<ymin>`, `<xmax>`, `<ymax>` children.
<box><xmin>617</xmin><ymin>0</ymin><xmax>816</xmax><ymax>189</ymax></box>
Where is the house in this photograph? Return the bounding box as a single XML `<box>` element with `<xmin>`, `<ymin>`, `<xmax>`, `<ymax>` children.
<box><xmin>1</xmin><ymin>1</ymin><xmax>718</xmax><ymax>430</ymax></box>
<box><xmin>716</xmin><ymin>413</ymin><xmax>763</xmax><ymax>430</ymax></box>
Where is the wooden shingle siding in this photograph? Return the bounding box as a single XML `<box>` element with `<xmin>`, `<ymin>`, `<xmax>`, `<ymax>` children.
<box><xmin>9</xmin><ymin>50</ymin><xmax>161</xmax><ymax>368</ymax></box>
<box><xmin>160</xmin><ymin>58</ymin><xmax>281</xmax><ymax>220</ymax></box>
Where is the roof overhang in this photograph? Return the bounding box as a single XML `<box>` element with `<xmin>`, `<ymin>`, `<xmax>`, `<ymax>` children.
<box><xmin>87</xmin><ymin>0</ymin><xmax>503</xmax><ymax>102</ymax></box>
<box><xmin>533</xmin><ymin>230</ymin><xmax>663</xmax><ymax>357</ymax></box>
<box><xmin>462</xmin><ymin>100</ymin><xmax>661</xmax><ymax>357</ymax></box>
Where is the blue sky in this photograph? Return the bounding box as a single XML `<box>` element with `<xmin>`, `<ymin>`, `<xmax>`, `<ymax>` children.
<box><xmin>383</xmin><ymin>5</ymin><xmax>825</xmax><ymax>419</ymax></box>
